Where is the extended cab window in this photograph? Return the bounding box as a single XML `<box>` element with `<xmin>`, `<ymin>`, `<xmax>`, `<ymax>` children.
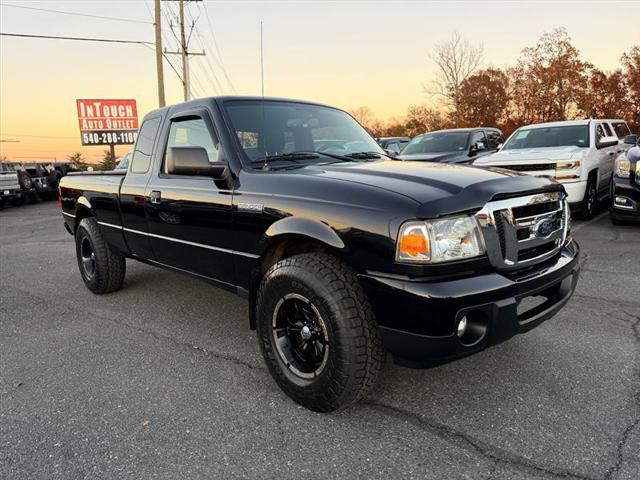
<box><xmin>602</xmin><ymin>122</ymin><xmax>614</xmax><ymax>137</ymax></box>
<box><xmin>163</xmin><ymin>117</ymin><xmax>219</xmax><ymax>173</ymax></box>
<box><xmin>131</xmin><ymin>117</ymin><xmax>161</xmax><ymax>173</ymax></box>
<box><xmin>612</xmin><ymin>122</ymin><xmax>631</xmax><ymax>139</ymax></box>
<box><xmin>486</xmin><ymin>132</ymin><xmax>504</xmax><ymax>149</ymax></box>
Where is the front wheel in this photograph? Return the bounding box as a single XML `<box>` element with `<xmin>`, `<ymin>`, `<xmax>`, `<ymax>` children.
<box><xmin>255</xmin><ymin>253</ymin><xmax>384</xmax><ymax>412</ymax></box>
<box><xmin>75</xmin><ymin>217</ymin><xmax>126</xmax><ymax>294</ymax></box>
<box><xmin>576</xmin><ymin>177</ymin><xmax>597</xmax><ymax>220</ymax></box>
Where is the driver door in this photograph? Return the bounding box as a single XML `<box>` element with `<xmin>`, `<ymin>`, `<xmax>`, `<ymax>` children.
<box><xmin>144</xmin><ymin>106</ymin><xmax>235</xmax><ymax>286</ymax></box>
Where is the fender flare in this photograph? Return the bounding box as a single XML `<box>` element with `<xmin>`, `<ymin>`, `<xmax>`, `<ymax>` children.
<box><xmin>261</xmin><ymin>217</ymin><xmax>346</xmax><ymax>253</ymax></box>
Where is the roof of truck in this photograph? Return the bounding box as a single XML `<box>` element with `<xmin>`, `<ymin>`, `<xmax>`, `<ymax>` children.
<box><xmin>520</xmin><ymin>119</ymin><xmax>625</xmax><ymax>129</ymax></box>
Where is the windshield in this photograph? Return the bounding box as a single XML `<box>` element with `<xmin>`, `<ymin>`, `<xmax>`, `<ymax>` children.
<box><xmin>503</xmin><ymin>125</ymin><xmax>589</xmax><ymax>149</ymax></box>
<box><xmin>402</xmin><ymin>132</ymin><xmax>469</xmax><ymax>155</ymax></box>
<box><xmin>223</xmin><ymin>100</ymin><xmax>383</xmax><ymax>163</ymax></box>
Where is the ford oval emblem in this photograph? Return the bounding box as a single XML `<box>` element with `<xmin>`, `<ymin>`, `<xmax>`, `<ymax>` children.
<box><xmin>534</xmin><ymin>218</ymin><xmax>556</xmax><ymax>237</ymax></box>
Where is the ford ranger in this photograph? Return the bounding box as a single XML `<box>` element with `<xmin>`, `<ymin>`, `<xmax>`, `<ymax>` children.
<box><xmin>59</xmin><ymin>97</ymin><xmax>580</xmax><ymax>412</ymax></box>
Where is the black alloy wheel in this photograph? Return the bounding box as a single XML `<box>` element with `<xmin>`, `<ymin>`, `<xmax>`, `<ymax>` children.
<box><xmin>271</xmin><ymin>293</ymin><xmax>329</xmax><ymax>379</ymax></box>
<box><xmin>79</xmin><ymin>236</ymin><xmax>97</xmax><ymax>280</ymax></box>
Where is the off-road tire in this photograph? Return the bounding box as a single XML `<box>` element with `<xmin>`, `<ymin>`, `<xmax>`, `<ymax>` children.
<box><xmin>75</xmin><ymin>217</ymin><xmax>126</xmax><ymax>294</ymax></box>
<box><xmin>255</xmin><ymin>253</ymin><xmax>384</xmax><ymax>412</ymax></box>
<box><xmin>17</xmin><ymin>171</ymin><xmax>33</xmax><ymax>191</ymax></box>
<box><xmin>575</xmin><ymin>176</ymin><xmax>597</xmax><ymax>220</ymax></box>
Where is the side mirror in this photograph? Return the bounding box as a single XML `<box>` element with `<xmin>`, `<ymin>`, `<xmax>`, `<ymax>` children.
<box><xmin>597</xmin><ymin>135</ymin><xmax>619</xmax><ymax>149</ymax></box>
<box><xmin>623</xmin><ymin>134</ymin><xmax>638</xmax><ymax>145</ymax></box>
<box><xmin>166</xmin><ymin>146</ymin><xmax>227</xmax><ymax>178</ymax></box>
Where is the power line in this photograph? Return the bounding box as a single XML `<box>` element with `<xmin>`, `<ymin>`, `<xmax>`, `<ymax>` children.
<box><xmin>0</xmin><ymin>32</ymin><xmax>153</xmax><ymax>45</ymax></box>
<box><xmin>1</xmin><ymin>133</ymin><xmax>78</xmax><ymax>139</ymax></box>
<box><xmin>201</xmin><ymin>1</ymin><xmax>237</xmax><ymax>93</ymax></box>
<box><xmin>0</xmin><ymin>3</ymin><xmax>152</xmax><ymax>25</ymax></box>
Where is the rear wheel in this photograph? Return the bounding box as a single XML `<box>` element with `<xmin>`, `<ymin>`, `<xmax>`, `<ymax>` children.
<box><xmin>255</xmin><ymin>253</ymin><xmax>383</xmax><ymax>412</ymax></box>
<box><xmin>75</xmin><ymin>217</ymin><xmax>126</xmax><ymax>293</ymax></box>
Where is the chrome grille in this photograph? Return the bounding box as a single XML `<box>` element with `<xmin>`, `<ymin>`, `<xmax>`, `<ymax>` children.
<box><xmin>475</xmin><ymin>191</ymin><xmax>568</xmax><ymax>270</ymax></box>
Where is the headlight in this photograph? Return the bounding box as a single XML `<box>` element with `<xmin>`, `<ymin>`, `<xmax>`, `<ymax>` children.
<box><xmin>614</xmin><ymin>158</ymin><xmax>631</xmax><ymax>178</ymax></box>
<box><xmin>396</xmin><ymin>216</ymin><xmax>484</xmax><ymax>264</ymax></box>
<box><xmin>555</xmin><ymin>160</ymin><xmax>581</xmax><ymax>180</ymax></box>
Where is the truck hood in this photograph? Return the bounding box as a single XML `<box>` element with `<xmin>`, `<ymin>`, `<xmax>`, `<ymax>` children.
<box><xmin>299</xmin><ymin>160</ymin><xmax>562</xmax><ymax>217</ymax></box>
<box><xmin>474</xmin><ymin>146</ymin><xmax>585</xmax><ymax>165</ymax></box>
<box><xmin>397</xmin><ymin>151</ymin><xmax>466</xmax><ymax>163</ymax></box>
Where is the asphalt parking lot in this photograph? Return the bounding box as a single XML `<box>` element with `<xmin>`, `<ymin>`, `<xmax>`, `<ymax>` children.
<box><xmin>1</xmin><ymin>201</ymin><xmax>638</xmax><ymax>480</ymax></box>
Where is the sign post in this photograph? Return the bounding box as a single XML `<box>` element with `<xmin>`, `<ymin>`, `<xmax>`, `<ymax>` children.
<box><xmin>76</xmin><ymin>99</ymin><xmax>139</xmax><ymax>167</ymax></box>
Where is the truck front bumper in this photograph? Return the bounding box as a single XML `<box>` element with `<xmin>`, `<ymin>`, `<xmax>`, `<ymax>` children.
<box><xmin>359</xmin><ymin>239</ymin><xmax>580</xmax><ymax>368</ymax></box>
<box><xmin>560</xmin><ymin>180</ymin><xmax>587</xmax><ymax>207</ymax></box>
<box><xmin>610</xmin><ymin>176</ymin><xmax>640</xmax><ymax>222</ymax></box>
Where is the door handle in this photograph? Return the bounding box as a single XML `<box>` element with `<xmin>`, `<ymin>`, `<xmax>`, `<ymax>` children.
<box><xmin>608</xmin><ymin>151</ymin><xmax>615</xmax><ymax>156</ymax></box>
<box><xmin>149</xmin><ymin>190</ymin><xmax>161</xmax><ymax>204</ymax></box>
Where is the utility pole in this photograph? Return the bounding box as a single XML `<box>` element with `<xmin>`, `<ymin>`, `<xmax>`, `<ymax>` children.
<box><xmin>154</xmin><ymin>0</ymin><xmax>166</xmax><ymax>107</ymax></box>
<box><xmin>178</xmin><ymin>0</ymin><xmax>189</xmax><ymax>101</ymax></box>
<box><xmin>163</xmin><ymin>0</ymin><xmax>204</xmax><ymax>102</ymax></box>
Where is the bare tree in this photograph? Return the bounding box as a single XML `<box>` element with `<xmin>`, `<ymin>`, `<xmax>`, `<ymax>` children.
<box><xmin>426</xmin><ymin>31</ymin><xmax>484</xmax><ymax>126</ymax></box>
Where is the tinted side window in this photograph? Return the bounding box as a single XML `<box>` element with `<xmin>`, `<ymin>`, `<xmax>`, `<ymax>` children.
<box><xmin>131</xmin><ymin>117</ymin><xmax>161</xmax><ymax>174</ymax></box>
<box><xmin>612</xmin><ymin>122</ymin><xmax>631</xmax><ymax>139</ymax></box>
<box><xmin>486</xmin><ymin>132</ymin><xmax>503</xmax><ymax>149</ymax></box>
<box><xmin>163</xmin><ymin>117</ymin><xmax>219</xmax><ymax>174</ymax></box>
<box><xmin>470</xmin><ymin>131</ymin><xmax>487</xmax><ymax>148</ymax></box>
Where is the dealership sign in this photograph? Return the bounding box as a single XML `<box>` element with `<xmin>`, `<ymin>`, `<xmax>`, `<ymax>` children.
<box><xmin>76</xmin><ymin>99</ymin><xmax>139</xmax><ymax>146</ymax></box>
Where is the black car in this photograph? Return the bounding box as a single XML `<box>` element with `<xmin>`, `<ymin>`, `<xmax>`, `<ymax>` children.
<box><xmin>399</xmin><ymin>128</ymin><xmax>504</xmax><ymax>164</ymax></box>
<box><xmin>610</xmin><ymin>138</ymin><xmax>640</xmax><ymax>224</ymax></box>
<box><xmin>377</xmin><ymin>136</ymin><xmax>410</xmax><ymax>154</ymax></box>
<box><xmin>59</xmin><ymin>96</ymin><xmax>578</xmax><ymax>412</ymax></box>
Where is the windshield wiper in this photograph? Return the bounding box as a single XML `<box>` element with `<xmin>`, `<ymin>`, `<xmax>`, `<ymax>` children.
<box><xmin>345</xmin><ymin>151</ymin><xmax>396</xmax><ymax>160</ymax></box>
<box><xmin>250</xmin><ymin>152</ymin><xmax>320</xmax><ymax>165</ymax></box>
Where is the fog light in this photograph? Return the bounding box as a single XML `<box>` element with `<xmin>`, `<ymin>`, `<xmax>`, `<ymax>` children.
<box><xmin>457</xmin><ymin>316</ymin><xmax>468</xmax><ymax>337</ymax></box>
<box><xmin>614</xmin><ymin>196</ymin><xmax>634</xmax><ymax>209</ymax></box>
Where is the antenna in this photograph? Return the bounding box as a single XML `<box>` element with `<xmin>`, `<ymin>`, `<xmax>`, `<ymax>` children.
<box><xmin>260</xmin><ymin>20</ymin><xmax>265</xmax><ymax>97</ymax></box>
<box><xmin>260</xmin><ymin>20</ymin><xmax>269</xmax><ymax>170</ymax></box>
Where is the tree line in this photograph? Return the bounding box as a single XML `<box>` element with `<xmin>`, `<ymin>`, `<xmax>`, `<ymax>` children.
<box><xmin>352</xmin><ymin>28</ymin><xmax>640</xmax><ymax>139</ymax></box>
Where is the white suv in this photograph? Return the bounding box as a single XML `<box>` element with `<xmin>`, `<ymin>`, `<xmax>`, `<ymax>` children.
<box><xmin>474</xmin><ymin>120</ymin><xmax>634</xmax><ymax>219</ymax></box>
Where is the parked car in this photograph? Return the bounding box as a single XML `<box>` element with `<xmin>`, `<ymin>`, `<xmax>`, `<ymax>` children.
<box><xmin>377</xmin><ymin>136</ymin><xmax>410</xmax><ymax>154</ymax></box>
<box><xmin>60</xmin><ymin>96</ymin><xmax>579</xmax><ymax>412</ymax></box>
<box><xmin>474</xmin><ymin>120</ymin><xmax>633</xmax><ymax>219</ymax></box>
<box><xmin>2</xmin><ymin>162</ymin><xmax>38</xmax><ymax>206</ymax></box>
<box><xmin>51</xmin><ymin>162</ymin><xmax>80</xmax><ymax>177</ymax></box>
<box><xmin>398</xmin><ymin>128</ymin><xmax>504</xmax><ymax>164</ymax></box>
<box><xmin>115</xmin><ymin>150</ymin><xmax>132</xmax><ymax>171</ymax></box>
<box><xmin>610</xmin><ymin>139</ymin><xmax>640</xmax><ymax>224</ymax></box>
<box><xmin>0</xmin><ymin>162</ymin><xmax>24</xmax><ymax>209</ymax></box>
<box><xmin>22</xmin><ymin>163</ymin><xmax>61</xmax><ymax>200</ymax></box>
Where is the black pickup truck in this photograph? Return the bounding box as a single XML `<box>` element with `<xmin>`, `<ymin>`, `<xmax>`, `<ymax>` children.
<box><xmin>60</xmin><ymin>96</ymin><xmax>580</xmax><ymax>411</ymax></box>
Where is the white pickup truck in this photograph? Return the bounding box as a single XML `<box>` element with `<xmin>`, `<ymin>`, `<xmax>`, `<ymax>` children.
<box><xmin>0</xmin><ymin>163</ymin><xmax>23</xmax><ymax>209</ymax></box>
<box><xmin>473</xmin><ymin>120</ymin><xmax>635</xmax><ymax>219</ymax></box>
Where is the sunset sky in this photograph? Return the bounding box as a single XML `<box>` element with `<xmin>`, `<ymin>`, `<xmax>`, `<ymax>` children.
<box><xmin>1</xmin><ymin>0</ymin><xmax>639</xmax><ymax>163</ymax></box>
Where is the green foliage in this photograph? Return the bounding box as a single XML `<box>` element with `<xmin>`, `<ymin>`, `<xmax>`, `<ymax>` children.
<box><xmin>98</xmin><ymin>149</ymin><xmax>118</xmax><ymax>171</ymax></box>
